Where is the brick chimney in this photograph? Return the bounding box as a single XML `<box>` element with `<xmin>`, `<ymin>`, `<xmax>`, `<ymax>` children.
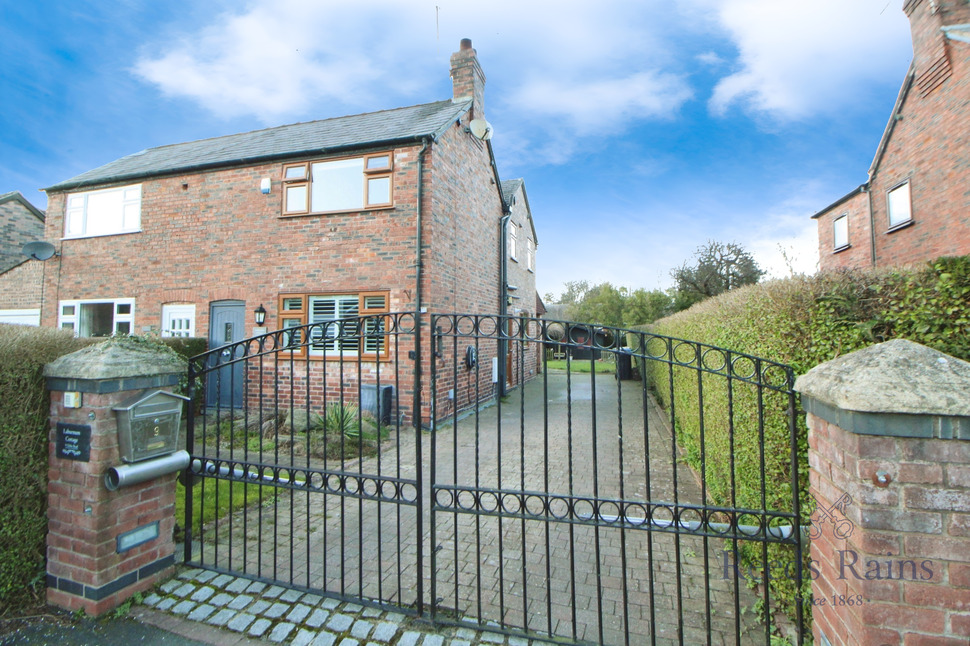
<box><xmin>904</xmin><ymin>0</ymin><xmax>970</xmax><ymax>94</ymax></box>
<box><xmin>450</xmin><ymin>38</ymin><xmax>486</xmax><ymax>119</ymax></box>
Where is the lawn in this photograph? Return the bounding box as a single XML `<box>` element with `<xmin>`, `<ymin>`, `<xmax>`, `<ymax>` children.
<box><xmin>545</xmin><ymin>358</ymin><xmax>615</xmax><ymax>374</ymax></box>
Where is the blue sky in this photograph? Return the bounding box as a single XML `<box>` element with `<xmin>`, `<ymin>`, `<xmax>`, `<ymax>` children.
<box><xmin>2</xmin><ymin>1</ymin><xmax>914</xmax><ymax>299</ymax></box>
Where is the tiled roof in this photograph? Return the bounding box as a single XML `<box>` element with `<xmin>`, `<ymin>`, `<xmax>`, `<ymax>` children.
<box><xmin>500</xmin><ymin>178</ymin><xmax>523</xmax><ymax>203</ymax></box>
<box><xmin>47</xmin><ymin>100</ymin><xmax>472</xmax><ymax>192</ymax></box>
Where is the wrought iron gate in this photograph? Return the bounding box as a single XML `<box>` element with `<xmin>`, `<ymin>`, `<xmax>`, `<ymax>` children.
<box><xmin>184</xmin><ymin>313</ymin><xmax>807</xmax><ymax>645</ymax></box>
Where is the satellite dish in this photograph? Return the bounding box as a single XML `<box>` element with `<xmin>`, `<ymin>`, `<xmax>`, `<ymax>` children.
<box><xmin>468</xmin><ymin>118</ymin><xmax>493</xmax><ymax>141</ymax></box>
<box><xmin>22</xmin><ymin>241</ymin><xmax>57</xmax><ymax>261</ymax></box>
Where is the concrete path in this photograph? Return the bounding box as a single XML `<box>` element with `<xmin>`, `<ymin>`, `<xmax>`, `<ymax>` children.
<box><xmin>181</xmin><ymin>371</ymin><xmax>768</xmax><ymax>645</ymax></box>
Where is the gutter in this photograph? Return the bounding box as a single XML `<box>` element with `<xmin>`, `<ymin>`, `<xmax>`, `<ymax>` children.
<box><xmin>868</xmin><ymin>67</ymin><xmax>915</xmax><ymax>180</ymax></box>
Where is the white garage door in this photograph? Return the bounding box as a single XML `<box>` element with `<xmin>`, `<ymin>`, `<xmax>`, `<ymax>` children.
<box><xmin>0</xmin><ymin>309</ymin><xmax>41</xmax><ymax>326</ymax></box>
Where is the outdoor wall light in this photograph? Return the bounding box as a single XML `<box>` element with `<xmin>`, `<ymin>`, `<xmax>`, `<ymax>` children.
<box><xmin>254</xmin><ymin>304</ymin><xmax>267</xmax><ymax>326</ymax></box>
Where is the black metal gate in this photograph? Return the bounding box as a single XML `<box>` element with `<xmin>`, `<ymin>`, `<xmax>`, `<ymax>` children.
<box><xmin>184</xmin><ymin>313</ymin><xmax>806</xmax><ymax>645</ymax></box>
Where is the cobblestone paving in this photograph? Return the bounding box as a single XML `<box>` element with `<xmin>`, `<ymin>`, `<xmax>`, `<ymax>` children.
<box><xmin>179</xmin><ymin>372</ymin><xmax>777</xmax><ymax>645</ymax></box>
<box><xmin>143</xmin><ymin>567</ymin><xmax>537</xmax><ymax>645</ymax></box>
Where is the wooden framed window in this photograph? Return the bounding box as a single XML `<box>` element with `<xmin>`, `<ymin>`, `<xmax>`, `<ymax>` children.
<box><xmin>277</xmin><ymin>291</ymin><xmax>389</xmax><ymax>358</ymax></box>
<box><xmin>526</xmin><ymin>238</ymin><xmax>536</xmax><ymax>272</ymax></box>
<box><xmin>281</xmin><ymin>152</ymin><xmax>393</xmax><ymax>215</ymax></box>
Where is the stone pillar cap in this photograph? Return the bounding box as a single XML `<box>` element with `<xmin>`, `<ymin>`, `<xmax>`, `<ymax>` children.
<box><xmin>794</xmin><ymin>339</ymin><xmax>970</xmax><ymax>416</ymax></box>
<box><xmin>44</xmin><ymin>337</ymin><xmax>186</xmax><ymax>381</ymax></box>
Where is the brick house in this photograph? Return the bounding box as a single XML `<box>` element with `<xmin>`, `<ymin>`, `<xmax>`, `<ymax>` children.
<box><xmin>39</xmin><ymin>40</ymin><xmax>539</xmax><ymax>421</ymax></box>
<box><xmin>0</xmin><ymin>191</ymin><xmax>46</xmax><ymax>325</ymax></box>
<box><xmin>812</xmin><ymin>0</ymin><xmax>970</xmax><ymax>271</ymax></box>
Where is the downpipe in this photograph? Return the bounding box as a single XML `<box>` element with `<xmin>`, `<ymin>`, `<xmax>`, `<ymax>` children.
<box><xmin>104</xmin><ymin>450</ymin><xmax>191</xmax><ymax>491</ymax></box>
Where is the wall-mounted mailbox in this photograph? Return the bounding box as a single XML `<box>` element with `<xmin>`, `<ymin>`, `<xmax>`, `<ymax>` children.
<box><xmin>113</xmin><ymin>390</ymin><xmax>189</xmax><ymax>463</ymax></box>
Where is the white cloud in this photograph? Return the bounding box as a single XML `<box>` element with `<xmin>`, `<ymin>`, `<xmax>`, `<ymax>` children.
<box><xmin>510</xmin><ymin>72</ymin><xmax>692</xmax><ymax>136</ymax></box>
<box><xmin>133</xmin><ymin>1</ymin><xmax>432</xmax><ymax>122</ymax></box>
<box><xmin>132</xmin><ymin>0</ymin><xmax>698</xmax><ymax>139</ymax></box>
<box><xmin>709</xmin><ymin>0</ymin><xmax>912</xmax><ymax>119</ymax></box>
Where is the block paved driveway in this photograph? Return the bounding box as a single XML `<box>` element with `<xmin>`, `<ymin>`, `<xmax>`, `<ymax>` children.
<box><xmin>194</xmin><ymin>371</ymin><xmax>768</xmax><ymax>645</ymax></box>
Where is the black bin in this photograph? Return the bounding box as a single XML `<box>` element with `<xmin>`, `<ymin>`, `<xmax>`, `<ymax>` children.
<box><xmin>615</xmin><ymin>348</ymin><xmax>633</xmax><ymax>380</ymax></box>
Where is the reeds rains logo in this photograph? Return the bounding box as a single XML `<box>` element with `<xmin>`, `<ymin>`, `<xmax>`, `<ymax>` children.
<box><xmin>721</xmin><ymin>492</ymin><xmax>935</xmax><ymax>584</ymax></box>
<box><xmin>808</xmin><ymin>493</ymin><xmax>853</xmax><ymax>541</ymax></box>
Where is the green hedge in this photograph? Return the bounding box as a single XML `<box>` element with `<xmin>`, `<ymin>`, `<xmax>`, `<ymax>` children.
<box><xmin>642</xmin><ymin>256</ymin><xmax>970</xmax><ymax>624</ymax></box>
<box><xmin>0</xmin><ymin>326</ymin><xmax>93</xmax><ymax>613</ymax></box>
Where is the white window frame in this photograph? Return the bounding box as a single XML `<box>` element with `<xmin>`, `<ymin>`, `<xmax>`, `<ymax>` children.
<box><xmin>887</xmin><ymin>181</ymin><xmax>913</xmax><ymax>229</ymax></box>
<box><xmin>833</xmin><ymin>214</ymin><xmax>849</xmax><ymax>251</ymax></box>
<box><xmin>509</xmin><ymin>226</ymin><xmax>518</xmax><ymax>262</ymax></box>
<box><xmin>59</xmin><ymin>298</ymin><xmax>135</xmax><ymax>337</ymax></box>
<box><xmin>161</xmin><ymin>304</ymin><xmax>196</xmax><ymax>338</ymax></box>
<box><xmin>64</xmin><ymin>184</ymin><xmax>141</xmax><ymax>238</ymax></box>
<box><xmin>526</xmin><ymin>237</ymin><xmax>536</xmax><ymax>272</ymax></box>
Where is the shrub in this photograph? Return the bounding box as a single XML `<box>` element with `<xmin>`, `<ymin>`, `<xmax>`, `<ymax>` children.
<box><xmin>643</xmin><ymin>257</ymin><xmax>970</xmax><ymax>624</ymax></box>
<box><xmin>0</xmin><ymin>325</ymin><xmax>93</xmax><ymax>613</ymax></box>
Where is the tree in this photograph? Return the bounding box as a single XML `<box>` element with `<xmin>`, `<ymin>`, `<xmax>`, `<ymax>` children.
<box><xmin>671</xmin><ymin>240</ymin><xmax>764</xmax><ymax>310</ymax></box>
<box><xmin>622</xmin><ymin>288</ymin><xmax>672</xmax><ymax>327</ymax></box>
<box><xmin>572</xmin><ymin>282</ymin><xmax>624</xmax><ymax>327</ymax></box>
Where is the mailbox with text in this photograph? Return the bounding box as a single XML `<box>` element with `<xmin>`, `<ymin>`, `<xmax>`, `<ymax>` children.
<box><xmin>112</xmin><ymin>390</ymin><xmax>188</xmax><ymax>463</ymax></box>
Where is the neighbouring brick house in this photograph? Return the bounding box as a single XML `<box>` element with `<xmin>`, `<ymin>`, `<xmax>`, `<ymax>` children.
<box><xmin>812</xmin><ymin>0</ymin><xmax>970</xmax><ymax>271</ymax></box>
<box><xmin>0</xmin><ymin>191</ymin><xmax>46</xmax><ymax>325</ymax></box>
<box><xmin>39</xmin><ymin>40</ymin><xmax>539</xmax><ymax>422</ymax></box>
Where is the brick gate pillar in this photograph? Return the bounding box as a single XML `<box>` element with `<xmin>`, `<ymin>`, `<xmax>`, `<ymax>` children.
<box><xmin>795</xmin><ymin>339</ymin><xmax>970</xmax><ymax>645</ymax></box>
<box><xmin>43</xmin><ymin>339</ymin><xmax>187</xmax><ymax>615</ymax></box>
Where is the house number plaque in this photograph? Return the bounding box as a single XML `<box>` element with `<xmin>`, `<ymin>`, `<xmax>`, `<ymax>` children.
<box><xmin>56</xmin><ymin>423</ymin><xmax>91</xmax><ymax>462</ymax></box>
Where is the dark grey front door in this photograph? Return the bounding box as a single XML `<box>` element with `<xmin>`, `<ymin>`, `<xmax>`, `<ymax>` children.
<box><xmin>207</xmin><ymin>300</ymin><xmax>245</xmax><ymax>408</ymax></box>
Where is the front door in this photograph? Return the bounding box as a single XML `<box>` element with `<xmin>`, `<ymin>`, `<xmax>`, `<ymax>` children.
<box><xmin>207</xmin><ymin>300</ymin><xmax>245</xmax><ymax>408</ymax></box>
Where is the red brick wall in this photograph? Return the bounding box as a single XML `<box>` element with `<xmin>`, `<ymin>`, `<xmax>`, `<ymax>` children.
<box><xmin>815</xmin><ymin>191</ymin><xmax>872</xmax><ymax>271</ymax></box>
<box><xmin>47</xmin><ymin>388</ymin><xmax>176</xmax><ymax>615</ymax></box>
<box><xmin>42</xmin><ymin>121</ymin><xmax>524</xmax><ymax>423</ymax></box>
<box><xmin>808</xmin><ymin>411</ymin><xmax>970</xmax><ymax>644</ymax></box>
<box><xmin>870</xmin><ymin>32</ymin><xmax>970</xmax><ymax>268</ymax></box>
<box><xmin>0</xmin><ymin>259</ymin><xmax>43</xmax><ymax>310</ymax></box>
<box><xmin>818</xmin><ymin>1</ymin><xmax>970</xmax><ymax>272</ymax></box>
<box><xmin>42</xmin><ymin>144</ymin><xmax>427</xmax><ymax>335</ymax></box>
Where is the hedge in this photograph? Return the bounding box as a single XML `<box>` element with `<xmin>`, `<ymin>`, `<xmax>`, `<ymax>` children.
<box><xmin>0</xmin><ymin>328</ymin><xmax>205</xmax><ymax>615</ymax></box>
<box><xmin>0</xmin><ymin>326</ymin><xmax>92</xmax><ymax>613</ymax></box>
<box><xmin>642</xmin><ymin>256</ymin><xmax>970</xmax><ymax>625</ymax></box>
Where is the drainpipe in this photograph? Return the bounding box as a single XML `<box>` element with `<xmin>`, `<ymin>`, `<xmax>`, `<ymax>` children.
<box><xmin>486</xmin><ymin>139</ymin><xmax>511</xmax><ymax>397</ymax></box>
<box><xmin>865</xmin><ymin>183</ymin><xmax>877</xmax><ymax>267</ymax></box>
<box><xmin>413</xmin><ymin>138</ymin><xmax>430</xmax><ymax>428</ymax></box>
<box><xmin>499</xmin><ymin>213</ymin><xmax>511</xmax><ymax>397</ymax></box>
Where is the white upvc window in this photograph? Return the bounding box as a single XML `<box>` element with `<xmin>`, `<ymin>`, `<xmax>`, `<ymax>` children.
<box><xmin>887</xmin><ymin>181</ymin><xmax>912</xmax><ymax>228</ymax></box>
<box><xmin>65</xmin><ymin>184</ymin><xmax>141</xmax><ymax>238</ymax></box>
<box><xmin>833</xmin><ymin>215</ymin><xmax>849</xmax><ymax>251</ymax></box>
<box><xmin>161</xmin><ymin>304</ymin><xmax>196</xmax><ymax>338</ymax></box>
<box><xmin>59</xmin><ymin>299</ymin><xmax>135</xmax><ymax>337</ymax></box>
<box><xmin>509</xmin><ymin>226</ymin><xmax>518</xmax><ymax>261</ymax></box>
<box><xmin>526</xmin><ymin>237</ymin><xmax>536</xmax><ymax>272</ymax></box>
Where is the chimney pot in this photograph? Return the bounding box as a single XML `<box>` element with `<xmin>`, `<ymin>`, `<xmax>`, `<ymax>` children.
<box><xmin>460</xmin><ymin>38</ymin><xmax>473</xmax><ymax>50</ymax></box>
